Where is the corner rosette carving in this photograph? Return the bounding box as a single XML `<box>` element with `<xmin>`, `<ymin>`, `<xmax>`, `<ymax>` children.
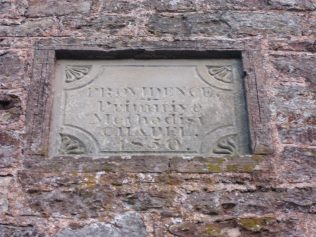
<box><xmin>65</xmin><ymin>65</ymin><xmax>92</xmax><ymax>83</ymax></box>
<box><xmin>207</xmin><ymin>65</ymin><xmax>233</xmax><ymax>83</ymax></box>
<box><xmin>59</xmin><ymin>134</ymin><xmax>86</xmax><ymax>154</ymax></box>
<box><xmin>213</xmin><ymin>135</ymin><xmax>237</xmax><ymax>155</ymax></box>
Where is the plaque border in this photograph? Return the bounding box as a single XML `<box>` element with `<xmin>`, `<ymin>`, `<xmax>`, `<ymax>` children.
<box><xmin>25</xmin><ymin>38</ymin><xmax>273</xmax><ymax>167</ymax></box>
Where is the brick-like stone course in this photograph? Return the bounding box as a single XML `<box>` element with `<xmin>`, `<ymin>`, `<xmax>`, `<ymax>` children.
<box><xmin>0</xmin><ymin>1</ymin><xmax>315</xmax><ymax>236</ymax></box>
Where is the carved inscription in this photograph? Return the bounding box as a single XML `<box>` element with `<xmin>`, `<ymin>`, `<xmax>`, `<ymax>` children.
<box><xmin>213</xmin><ymin>135</ymin><xmax>237</xmax><ymax>155</ymax></box>
<box><xmin>65</xmin><ymin>65</ymin><xmax>92</xmax><ymax>83</ymax></box>
<box><xmin>59</xmin><ymin>134</ymin><xmax>86</xmax><ymax>154</ymax></box>
<box><xmin>87</xmin><ymin>87</ymin><xmax>208</xmax><ymax>152</ymax></box>
<box><xmin>50</xmin><ymin>60</ymin><xmax>249</xmax><ymax>156</ymax></box>
<box><xmin>207</xmin><ymin>65</ymin><xmax>233</xmax><ymax>83</ymax></box>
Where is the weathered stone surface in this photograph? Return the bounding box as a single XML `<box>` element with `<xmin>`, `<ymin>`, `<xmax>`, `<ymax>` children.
<box><xmin>277</xmin><ymin>147</ymin><xmax>316</xmax><ymax>183</ymax></box>
<box><xmin>278</xmin><ymin>122</ymin><xmax>315</xmax><ymax>146</ymax></box>
<box><xmin>308</xmin><ymin>12</ymin><xmax>316</xmax><ymax>36</ymax></box>
<box><xmin>220</xmin><ymin>11</ymin><xmax>307</xmax><ymax>36</ymax></box>
<box><xmin>0</xmin><ymin>177</ymin><xmax>12</xmax><ymax>213</ymax></box>
<box><xmin>0</xmin><ymin>0</ymin><xmax>28</xmax><ymax>19</ymax></box>
<box><xmin>18</xmin><ymin>165</ymin><xmax>315</xmax><ymax>220</ymax></box>
<box><xmin>270</xmin><ymin>54</ymin><xmax>316</xmax><ymax>147</ymax></box>
<box><xmin>272</xmin><ymin>85</ymin><xmax>315</xmax><ymax>145</ymax></box>
<box><xmin>50</xmin><ymin>60</ymin><xmax>249</xmax><ymax>156</ymax></box>
<box><xmin>169</xmin><ymin>156</ymin><xmax>261</xmax><ymax>173</ymax></box>
<box><xmin>148</xmin><ymin>0</ymin><xmax>197</xmax><ymax>12</ymax></box>
<box><xmin>269</xmin><ymin>39</ymin><xmax>316</xmax><ymax>52</ymax></box>
<box><xmin>148</xmin><ymin>11</ymin><xmax>308</xmax><ymax>37</ymax></box>
<box><xmin>102</xmin><ymin>0</ymin><xmax>143</xmax><ymax>14</ymax></box>
<box><xmin>26</xmin><ymin>0</ymin><xmax>91</xmax><ymax>17</ymax></box>
<box><xmin>267</xmin><ymin>0</ymin><xmax>316</xmax><ymax>10</ymax></box>
<box><xmin>0</xmin><ymin>131</ymin><xmax>20</xmax><ymax>170</ymax></box>
<box><xmin>55</xmin><ymin>212</ymin><xmax>146</xmax><ymax>237</ymax></box>
<box><xmin>0</xmin><ymin>38</ymin><xmax>35</xmax><ymax>49</ymax></box>
<box><xmin>147</xmin><ymin>13</ymin><xmax>231</xmax><ymax>37</ymax></box>
<box><xmin>0</xmin><ymin>131</ymin><xmax>22</xmax><ymax>177</ymax></box>
<box><xmin>18</xmin><ymin>169</ymin><xmax>177</xmax><ymax>217</ymax></box>
<box><xmin>20</xmin><ymin>181</ymin><xmax>115</xmax><ymax>218</ymax></box>
<box><xmin>123</xmin><ymin>191</ymin><xmax>174</xmax><ymax>211</ymax></box>
<box><xmin>0</xmin><ymin>224</ymin><xmax>42</xmax><ymax>237</ymax></box>
<box><xmin>197</xmin><ymin>0</ymin><xmax>266</xmax><ymax>10</ymax></box>
<box><xmin>1</xmin><ymin>0</ymin><xmax>315</xmax><ymax>236</ymax></box>
<box><xmin>23</xmin><ymin>156</ymin><xmax>170</xmax><ymax>173</ymax></box>
<box><xmin>60</xmin><ymin>15</ymin><xmax>136</xmax><ymax>36</ymax></box>
<box><xmin>146</xmin><ymin>0</ymin><xmax>316</xmax><ymax>11</ymax></box>
<box><xmin>187</xmin><ymin>188</ymin><xmax>316</xmax><ymax>215</ymax></box>
<box><xmin>168</xmin><ymin>217</ymin><xmax>298</xmax><ymax>237</ymax></box>
<box><xmin>0</xmin><ymin>18</ymin><xmax>58</xmax><ymax>37</ymax></box>
<box><xmin>0</xmin><ymin>50</ymin><xmax>29</xmax><ymax>89</ymax></box>
<box><xmin>0</xmin><ymin>93</ymin><xmax>22</xmax><ymax>124</ymax></box>
<box><xmin>272</xmin><ymin>55</ymin><xmax>316</xmax><ymax>90</ymax></box>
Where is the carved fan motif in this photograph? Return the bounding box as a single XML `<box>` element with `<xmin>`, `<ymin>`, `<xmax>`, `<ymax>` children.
<box><xmin>207</xmin><ymin>65</ymin><xmax>233</xmax><ymax>83</ymax></box>
<box><xmin>65</xmin><ymin>65</ymin><xmax>92</xmax><ymax>83</ymax></box>
<box><xmin>59</xmin><ymin>134</ymin><xmax>86</xmax><ymax>154</ymax></box>
<box><xmin>213</xmin><ymin>135</ymin><xmax>237</xmax><ymax>155</ymax></box>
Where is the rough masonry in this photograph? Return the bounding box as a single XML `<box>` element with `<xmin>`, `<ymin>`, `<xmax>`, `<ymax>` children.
<box><xmin>0</xmin><ymin>0</ymin><xmax>315</xmax><ymax>237</ymax></box>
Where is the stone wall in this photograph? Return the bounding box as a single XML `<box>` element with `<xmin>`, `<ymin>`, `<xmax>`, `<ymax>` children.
<box><xmin>0</xmin><ymin>0</ymin><xmax>315</xmax><ymax>236</ymax></box>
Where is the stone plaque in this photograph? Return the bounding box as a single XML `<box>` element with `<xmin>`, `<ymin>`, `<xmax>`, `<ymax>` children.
<box><xmin>49</xmin><ymin>59</ymin><xmax>249</xmax><ymax>156</ymax></box>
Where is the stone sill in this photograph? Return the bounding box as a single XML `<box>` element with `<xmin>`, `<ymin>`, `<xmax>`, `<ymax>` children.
<box><xmin>24</xmin><ymin>154</ymin><xmax>266</xmax><ymax>174</ymax></box>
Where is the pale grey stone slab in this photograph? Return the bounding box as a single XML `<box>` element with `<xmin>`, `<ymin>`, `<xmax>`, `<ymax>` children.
<box><xmin>55</xmin><ymin>212</ymin><xmax>146</xmax><ymax>237</ymax></box>
<box><xmin>49</xmin><ymin>59</ymin><xmax>249</xmax><ymax>157</ymax></box>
